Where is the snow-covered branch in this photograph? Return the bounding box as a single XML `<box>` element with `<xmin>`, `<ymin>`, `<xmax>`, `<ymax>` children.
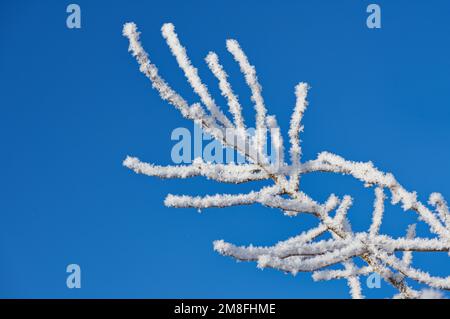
<box><xmin>369</xmin><ymin>187</ymin><xmax>385</xmax><ymax>237</ymax></box>
<box><xmin>205</xmin><ymin>52</ymin><xmax>245</xmax><ymax>131</ymax></box>
<box><xmin>429</xmin><ymin>192</ymin><xmax>450</xmax><ymax>229</ymax></box>
<box><xmin>161</xmin><ymin>23</ymin><xmax>233</xmax><ymax>128</ymax></box>
<box><xmin>227</xmin><ymin>39</ymin><xmax>268</xmax><ymax>159</ymax></box>
<box><xmin>122</xmin><ymin>22</ymin><xmax>449</xmax><ymax>299</ymax></box>
<box><xmin>123</xmin><ymin>156</ymin><xmax>266</xmax><ymax>184</ymax></box>
<box><xmin>164</xmin><ymin>185</ymin><xmax>281</xmax><ymax>209</ymax></box>
<box><xmin>288</xmin><ymin>82</ymin><xmax>309</xmax><ymax>192</ymax></box>
<box><xmin>313</xmin><ymin>266</ymin><xmax>373</xmax><ymax>282</ymax></box>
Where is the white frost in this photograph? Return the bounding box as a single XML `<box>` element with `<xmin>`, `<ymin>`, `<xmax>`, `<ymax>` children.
<box><xmin>123</xmin><ymin>22</ymin><xmax>450</xmax><ymax>299</ymax></box>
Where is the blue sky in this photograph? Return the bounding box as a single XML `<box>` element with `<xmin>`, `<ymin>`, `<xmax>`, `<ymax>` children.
<box><xmin>1</xmin><ymin>0</ymin><xmax>449</xmax><ymax>298</ymax></box>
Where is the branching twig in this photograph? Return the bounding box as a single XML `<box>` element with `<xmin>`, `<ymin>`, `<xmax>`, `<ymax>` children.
<box><xmin>122</xmin><ymin>22</ymin><xmax>449</xmax><ymax>299</ymax></box>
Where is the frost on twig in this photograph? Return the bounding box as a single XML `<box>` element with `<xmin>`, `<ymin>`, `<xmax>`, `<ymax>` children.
<box><xmin>122</xmin><ymin>22</ymin><xmax>449</xmax><ymax>299</ymax></box>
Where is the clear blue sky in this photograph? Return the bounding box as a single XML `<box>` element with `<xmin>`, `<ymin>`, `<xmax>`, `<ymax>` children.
<box><xmin>1</xmin><ymin>0</ymin><xmax>449</xmax><ymax>298</ymax></box>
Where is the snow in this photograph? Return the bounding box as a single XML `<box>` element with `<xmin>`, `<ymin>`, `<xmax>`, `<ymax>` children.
<box><xmin>226</xmin><ymin>39</ymin><xmax>267</xmax><ymax>159</ymax></box>
<box><xmin>161</xmin><ymin>23</ymin><xmax>232</xmax><ymax>128</ymax></box>
<box><xmin>369</xmin><ymin>187</ymin><xmax>385</xmax><ymax>237</ymax></box>
<box><xmin>266</xmin><ymin>115</ymin><xmax>284</xmax><ymax>166</ymax></box>
<box><xmin>205</xmin><ymin>52</ymin><xmax>245</xmax><ymax>130</ymax></box>
<box><xmin>122</xmin><ymin>22</ymin><xmax>450</xmax><ymax>299</ymax></box>
<box><xmin>419</xmin><ymin>288</ymin><xmax>445</xmax><ymax>299</ymax></box>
